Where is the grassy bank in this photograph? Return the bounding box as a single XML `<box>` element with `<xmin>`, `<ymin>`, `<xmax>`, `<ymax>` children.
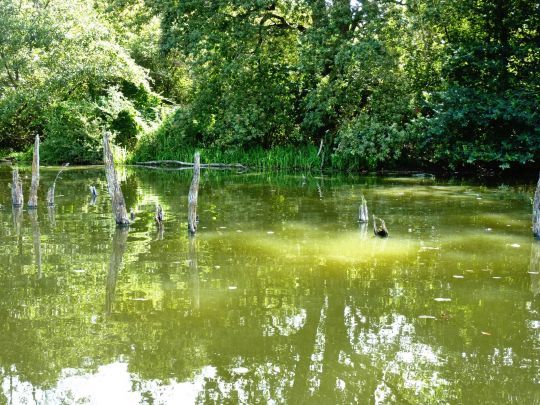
<box><xmin>129</xmin><ymin>144</ymin><xmax>325</xmax><ymax>172</ymax></box>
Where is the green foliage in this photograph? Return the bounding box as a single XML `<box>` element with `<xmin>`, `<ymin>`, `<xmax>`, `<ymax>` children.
<box><xmin>1</xmin><ymin>0</ymin><xmax>538</xmax><ymax>171</ymax></box>
<box><xmin>40</xmin><ymin>102</ymin><xmax>102</xmax><ymax>164</ymax></box>
<box><xmin>0</xmin><ymin>0</ymin><xmax>168</xmax><ymax>163</ymax></box>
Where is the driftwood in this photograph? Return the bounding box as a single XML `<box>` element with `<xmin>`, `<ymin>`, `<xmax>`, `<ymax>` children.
<box><xmin>359</xmin><ymin>195</ymin><xmax>369</xmax><ymax>223</ymax></box>
<box><xmin>533</xmin><ymin>172</ymin><xmax>540</xmax><ymax>239</ymax></box>
<box><xmin>47</xmin><ymin>163</ymin><xmax>69</xmax><ymax>206</ymax></box>
<box><xmin>27</xmin><ymin>135</ymin><xmax>40</xmax><ymax>208</ymax></box>
<box><xmin>135</xmin><ymin>160</ymin><xmax>247</xmax><ymax>170</ymax></box>
<box><xmin>188</xmin><ymin>152</ymin><xmax>201</xmax><ymax>235</ymax></box>
<box><xmin>11</xmin><ymin>168</ymin><xmax>23</xmax><ymax>206</ymax></box>
<box><xmin>103</xmin><ymin>132</ymin><xmax>130</xmax><ymax>226</ymax></box>
<box><xmin>373</xmin><ymin>215</ymin><xmax>389</xmax><ymax>238</ymax></box>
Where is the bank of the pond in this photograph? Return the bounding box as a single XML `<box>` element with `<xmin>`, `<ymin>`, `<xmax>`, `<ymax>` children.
<box><xmin>3</xmin><ymin>144</ymin><xmax>539</xmax><ymax>179</ymax></box>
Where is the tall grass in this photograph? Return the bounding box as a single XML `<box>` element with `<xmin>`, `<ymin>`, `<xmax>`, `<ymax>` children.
<box><xmin>129</xmin><ymin>143</ymin><xmax>325</xmax><ymax>172</ymax></box>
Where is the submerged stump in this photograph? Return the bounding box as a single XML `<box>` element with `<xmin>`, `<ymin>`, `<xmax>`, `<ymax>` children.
<box><xmin>11</xmin><ymin>168</ymin><xmax>23</xmax><ymax>207</ymax></box>
<box><xmin>155</xmin><ymin>204</ymin><xmax>164</xmax><ymax>226</ymax></box>
<box><xmin>188</xmin><ymin>152</ymin><xmax>201</xmax><ymax>235</ymax></box>
<box><xmin>27</xmin><ymin>135</ymin><xmax>40</xmax><ymax>208</ymax></box>
<box><xmin>373</xmin><ymin>215</ymin><xmax>389</xmax><ymax>238</ymax></box>
<box><xmin>103</xmin><ymin>131</ymin><xmax>130</xmax><ymax>226</ymax></box>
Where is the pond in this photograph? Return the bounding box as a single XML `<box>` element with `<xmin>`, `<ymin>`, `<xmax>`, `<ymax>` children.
<box><xmin>0</xmin><ymin>165</ymin><xmax>538</xmax><ymax>404</ymax></box>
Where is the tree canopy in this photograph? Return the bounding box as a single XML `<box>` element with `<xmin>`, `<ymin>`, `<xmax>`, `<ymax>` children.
<box><xmin>0</xmin><ymin>0</ymin><xmax>538</xmax><ymax>171</ymax></box>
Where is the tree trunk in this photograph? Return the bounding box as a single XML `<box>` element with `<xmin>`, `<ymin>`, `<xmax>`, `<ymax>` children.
<box><xmin>11</xmin><ymin>168</ymin><xmax>23</xmax><ymax>206</ymax></box>
<box><xmin>27</xmin><ymin>135</ymin><xmax>39</xmax><ymax>208</ymax></box>
<box><xmin>533</xmin><ymin>172</ymin><xmax>540</xmax><ymax>239</ymax></box>
<box><xmin>188</xmin><ymin>152</ymin><xmax>201</xmax><ymax>235</ymax></box>
<box><xmin>103</xmin><ymin>132</ymin><xmax>130</xmax><ymax>226</ymax></box>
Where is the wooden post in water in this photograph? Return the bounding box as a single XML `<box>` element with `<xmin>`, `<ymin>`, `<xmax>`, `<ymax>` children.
<box><xmin>533</xmin><ymin>172</ymin><xmax>540</xmax><ymax>239</ymax></box>
<box><xmin>188</xmin><ymin>152</ymin><xmax>200</xmax><ymax>235</ymax></box>
<box><xmin>47</xmin><ymin>163</ymin><xmax>69</xmax><ymax>206</ymax></box>
<box><xmin>103</xmin><ymin>131</ymin><xmax>130</xmax><ymax>226</ymax></box>
<box><xmin>11</xmin><ymin>168</ymin><xmax>23</xmax><ymax>206</ymax></box>
<box><xmin>359</xmin><ymin>195</ymin><xmax>369</xmax><ymax>223</ymax></box>
<box><xmin>27</xmin><ymin>134</ymin><xmax>40</xmax><ymax>208</ymax></box>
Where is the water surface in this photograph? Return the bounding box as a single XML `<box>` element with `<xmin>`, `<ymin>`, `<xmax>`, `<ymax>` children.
<box><xmin>0</xmin><ymin>165</ymin><xmax>538</xmax><ymax>404</ymax></box>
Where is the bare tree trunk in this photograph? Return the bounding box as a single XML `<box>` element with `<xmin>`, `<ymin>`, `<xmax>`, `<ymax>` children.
<box><xmin>27</xmin><ymin>135</ymin><xmax>39</xmax><ymax>208</ymax></box>
<box><xmin>533</xmin><ymin>172</ymin><xmax>540</xmax><ymax>239</ymax></box>
<box><xmin>188</xmin><ymin>152</ymin><xmax>201</xmax><ymax>235</ymax></box>
<box><xmin>102</xmin><ymin>132</ymin><xmax>130</xmax><ymax>226</ymax></box>
<box><xmin>11</xmin><ymin>168</ymin><xmax>23</xmax><ymax>206</ymax></box>
<box><xmin>46</xmin><ymin>163</ymin><xmax>69</xmax><ymax>206</ymax></box>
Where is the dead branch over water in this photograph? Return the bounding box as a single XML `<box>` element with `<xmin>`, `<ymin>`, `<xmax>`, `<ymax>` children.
<box><xmin>47</xmin><ymin>163</ymin><xmax>70</xmax><ymax>206</ymax></box>
<box><xmin>136</xmin><ymin>160</ymin><xmax>247</xmax><ymax>170</ymax></box>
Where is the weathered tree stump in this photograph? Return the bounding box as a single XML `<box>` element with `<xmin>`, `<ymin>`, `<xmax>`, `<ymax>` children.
<box><xmin>47</xmin><ymin>163</ymin><xmax>69</xmax><ymax>206</ymax></box>
<box><xmin>155</xmin><ymin>204</ymin><xmax>164</xmax><ymax>226</ymax></box>
<box><xmin>11</xmin><ymin>168</ymin><xmax>23</xmax><ymax>206</ymax></box>
<box><xmin>27</xmin><ymin>135</ymin><xmax>40</xmax><ymax>208</ymax></box>
<box><xmin>103</xmin><ymin>131</ymin><xmax>130</xmax><ymax>226</ymax></box>
<box><xmin>188</xmin><ymin>152</ymin><xmax>201</xmax><ymax>235</ymax></box>
<box><xmin>533</xmin><ymin>172</ymin><xmax>540</xmax><ymax>239</ymax></box>
<box><xmin>359</xmin><ymin>195</ymin><xmax>369</xmax><ymax>223</ymax></box>
<box><xmin>373</xmin><ymin>215</ymin><xmax>389</xmax><ymax>238</ymax></box>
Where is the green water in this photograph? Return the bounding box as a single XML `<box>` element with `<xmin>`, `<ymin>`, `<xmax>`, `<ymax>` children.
<box><xmin>0</xmin><ymin>165</ymin><xmax>538</xmax><ymax>404</ymax></box>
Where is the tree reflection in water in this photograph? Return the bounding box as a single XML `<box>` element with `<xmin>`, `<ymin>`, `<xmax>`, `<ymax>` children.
<box><xmin>0</xmin><ymin>167</ymin><xmax>537</xmax><ymax>403</ymax></box>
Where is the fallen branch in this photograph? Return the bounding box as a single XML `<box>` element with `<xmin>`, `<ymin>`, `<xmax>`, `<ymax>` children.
<box><xmin>135</xmin><ymin>160</ymin><xmax>247</xmax><ymax>170</ymax></box>
<box><xmin>47</xmin><ymin>163</ymin><xmax>69</xmax><ymax>206</ymax></box>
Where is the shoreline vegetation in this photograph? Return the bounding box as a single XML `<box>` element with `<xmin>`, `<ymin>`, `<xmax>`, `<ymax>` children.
<box><xmin>1</xmin><ymin>1</ymin><xmax>538</xmax><ymax>176</ymax></box>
